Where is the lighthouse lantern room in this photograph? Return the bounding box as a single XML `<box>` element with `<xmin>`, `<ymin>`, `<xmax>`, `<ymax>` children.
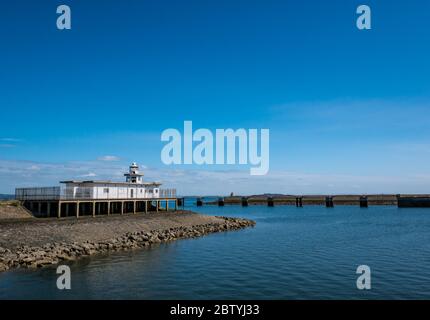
<box><xmin>124</xmin><ymin>162</ymin><xmax>144</xmax><ymax>184</ymax></box>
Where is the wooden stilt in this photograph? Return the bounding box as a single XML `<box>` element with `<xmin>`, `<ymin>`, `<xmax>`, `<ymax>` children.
<box><xmin>58</xmin><ymin>202</ymin><xmax>62</xmax><ymax>218</ymax></box>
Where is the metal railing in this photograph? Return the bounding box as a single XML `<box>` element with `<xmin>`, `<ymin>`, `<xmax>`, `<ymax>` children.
<box><xmin>160</xmin><ymin>188</ymin><xmax>176</xmax><ymax>198</ymax></box>
<box><xmin>15</xmin><ymin>187</ymin><xmax>61</xmax><ymax>200</ymax></box>
<box><xmin>15</xmin><ymin>187</ymin><xmax>177</xmax><ymax>200</ymax></box>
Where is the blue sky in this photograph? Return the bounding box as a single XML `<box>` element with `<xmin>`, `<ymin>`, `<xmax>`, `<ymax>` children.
<box><xmin>1</xmin><ymin>0</ymin><xmax>430</xmax><ymax>194</ymax></box>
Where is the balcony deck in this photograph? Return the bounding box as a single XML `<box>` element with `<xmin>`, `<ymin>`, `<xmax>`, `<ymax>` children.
<box><xmin>15</xmin><ymin>187</ymin><xmax>176</xmax><ymax>201</ymax></box>
<box><xmin>15</xmin><ymin>187</ymin><xmax>179</xmax><ymax>218</ymax></box>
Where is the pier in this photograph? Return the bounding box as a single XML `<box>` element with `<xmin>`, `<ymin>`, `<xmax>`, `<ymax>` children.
<box><xmin>397</xmin><ymin>195</ymin><xmax>430</xmax><ymax>208</ymax></box>
<box><xmin>181</xmin><ymin>194</ymin><xmax>430</xmax><ymax>208</ymax></box>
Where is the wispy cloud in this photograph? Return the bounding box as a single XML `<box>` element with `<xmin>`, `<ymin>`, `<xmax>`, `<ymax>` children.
<box><xmin>386</xmin><ymin>143</ymin><xmax>430</xmax><ymax>154</ymax></box>
<box><xmin>141</xmin><ymin>167</ymin><xmax>430</xmax><ymax>196</ymax></box>
<box><xmin>0</xmin><ymin>159</ymin><xmax>128</xmax><ymax>192</ymax></box>
<box><xmin>97</xmin><ymin>155</ymin><xmax>121</xmax><ymax>161</ymax></box>
<box><xmin>270</xmin><ymin>98</ymin><xmax>430</xmax><ymax>133</ymax></box>
<box><xmin>0</xmin><ymin>138</ymin><xmax>22</xmax><ymax>148</ymax></box>
<box><xmin>0</xmin><ymin>138</ymin><xmax>21</xmax><ymax>142</ymax></box>
<box><xmin>2</xmin><ymin>159</ymin><xmax>430</xmax><ymax>195</ymax></box>
<box><xmin>80</xmin><ymin>172</ymin><xmax>97</xmax><ymax>178</ymax></box>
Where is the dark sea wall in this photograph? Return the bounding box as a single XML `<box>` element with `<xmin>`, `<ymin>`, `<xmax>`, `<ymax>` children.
<box><xmin>397</xmin><ymin>197</ymin><xmax>430</xmax><ymax>208</ymax></box>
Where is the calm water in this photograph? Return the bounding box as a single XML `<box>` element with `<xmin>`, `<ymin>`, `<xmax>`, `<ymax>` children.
<box><xmin>1</xmin><ymin>205</ymin><xmax>430</xmax><ymax>299</ymax></box>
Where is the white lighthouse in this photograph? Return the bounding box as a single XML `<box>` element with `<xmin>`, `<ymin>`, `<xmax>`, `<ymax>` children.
<box><xmin>124</xmin><ymin>162</ymin><xmax>144</xmax><ymax>184</ymax></box>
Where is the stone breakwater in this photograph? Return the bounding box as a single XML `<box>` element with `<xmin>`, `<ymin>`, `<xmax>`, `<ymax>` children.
<box><xmin>0</xmin><ymin>215</ymin><xmax>255</xmax><ymax>273</ymax></box>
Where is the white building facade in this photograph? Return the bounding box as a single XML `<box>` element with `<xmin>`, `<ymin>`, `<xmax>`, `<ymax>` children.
<box><xmin>60</xmin><ymin>181</ymin><xmax>161</xmax><ymax>200</ymax></box>
<box><xmin>16</xmin><ymin>163</ymin><xmax>176</xmax><ymax>200</ymax></box>
<box><xmin>60</xmin><ymin>163</ymin><xmax>161</xmax><ymax>200</ymax></box>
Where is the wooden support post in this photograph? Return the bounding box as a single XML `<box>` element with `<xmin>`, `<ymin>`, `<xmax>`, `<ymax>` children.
<box><xmin>218</xmin><ymin>197</ymin><xmax>224</xmax><ymax>206</ymax></box>
<box><xmin>166</xmin><ymin>200</ymin><xmax>169</xmax><ymax>211</ymax></box>
<box><xmin>107</xmin><ymin>201</ymin><xmax>110</xmax><ymax>215</ymax></box>
<box><xmin>145</xmin><ymin>201</ymin><xmax>148</xmax><ymax>213</ymax></box>
<box><xmin>47</xmin><ymin>202</ymin><xmax>51</xmax><ymax>218</ymax></box>
<box><xmin>76</xmin><ymin>202</ymin><xmax>80</xmax><ymax>218</ymax></box>
<box><xmin>175</xmin><ymin>199</ymin><xmax>178</xmax><ymax>211</ymax></box>
<box><xmin>93</xmin><ymin>202</ymin><xmax>96</xmax><ymax>217</ymax></box>
<box><xmin>121</xmin><ymin>201</ymin><xmax>124</xmax><ymax>215</ymax></box>
<box><xmin>325</xmin><ymin>197</ymin><xmax>334</xmax><ymax>208</ymax></box>
<box><xmin>133</xmin><ymin>201</ymin><xmax>136</xmax><ymax>214</ymax></box>
<box><xmin>156</xmin><ymin>201</ymin><xmax>159</xmax><ymax>212</ymax></box>
<box><xmin>360</xmin><ymin>196</ymin><xmax>368</xmax><ymax>208</ymax></box>
<box><xmin>58</xmin><ymin>202</ymin><xmax>62</xmax><ymax>218</ymax></box>
<box><xmin>241</xmin><ymin>197</ymin><xmax>248</xmax><ymax>207</ymax></box>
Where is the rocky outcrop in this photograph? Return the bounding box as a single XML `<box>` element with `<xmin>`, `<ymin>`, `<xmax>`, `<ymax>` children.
<box><xmin>0</xmin><ymin>217</ymin><xmax>255</xmax><ymax>272</ymax></box>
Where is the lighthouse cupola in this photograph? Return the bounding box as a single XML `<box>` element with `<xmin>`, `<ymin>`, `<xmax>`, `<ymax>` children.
<box><xmin>124</xmin><ymin>162</ymin><xmax>144</xmax><ymax>184</ymax></box>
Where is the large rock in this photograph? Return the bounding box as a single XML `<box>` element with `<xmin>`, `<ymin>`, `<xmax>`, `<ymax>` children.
<box><xmin>0</xmin><ymin>262</ymin><xmax>8</xmax><ymax>272</ymax></box>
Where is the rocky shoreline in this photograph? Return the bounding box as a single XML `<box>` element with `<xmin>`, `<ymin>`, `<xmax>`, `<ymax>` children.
<box><xmin>0</xmin><ymin>214</ymin><xmax>255</xmax><ymax>273</ymax></box>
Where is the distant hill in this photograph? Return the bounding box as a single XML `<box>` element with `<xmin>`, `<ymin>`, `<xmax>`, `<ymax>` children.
<box><xmin>0</xmin><ymin>194</ymin><xmax>14</xmax><ymax>200</ymax></box>
<box><xmin>241</xmin><ymin>193</ymin><xmax>289</xmax><ymax>199</ymax></box>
